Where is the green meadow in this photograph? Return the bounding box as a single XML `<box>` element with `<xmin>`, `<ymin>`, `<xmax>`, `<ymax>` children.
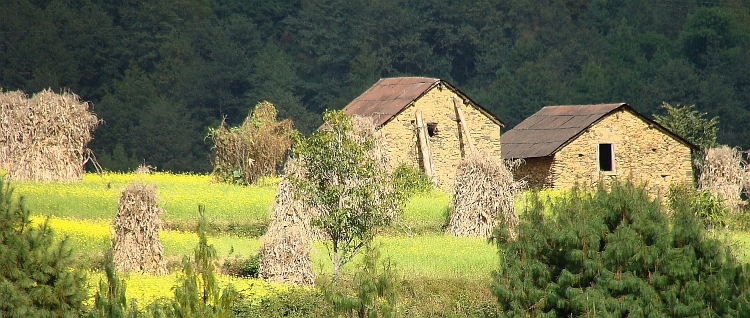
<box><xmin>13</xmin><ymin>172</ymin><xmax>499</xmax><ymax>316</ymax></box>
<box><xmin>13</xmin><ymin>172</ymin><xmax>750</xmax><ymax>316</ymax></box>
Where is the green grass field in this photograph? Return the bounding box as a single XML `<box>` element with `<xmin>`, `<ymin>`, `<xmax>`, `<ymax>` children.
<box><xmin>12</xmin><ymin>172</ymin><xmax>750</xmax><ymax>316</ymax></box>
<box><xmin>13</xmin><ymin>172</ymin><xmax>499</xmax><ymax>316</ymax></box>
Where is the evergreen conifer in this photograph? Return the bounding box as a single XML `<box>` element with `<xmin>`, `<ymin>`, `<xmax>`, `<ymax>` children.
<box><xmin>0</xmin><ymin>178</ymin><xmax>88</xmax><ymax>316</ymax></box>
<box><xmin>491</xmin><ymin>181</ymin><xmax>750</xmax><ymax>317</ymax></box>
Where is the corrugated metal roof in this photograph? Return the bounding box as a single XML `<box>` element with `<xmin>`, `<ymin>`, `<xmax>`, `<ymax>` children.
<box><xmin>501</xmin><ymin>103</ymin><xmax>698</xmax><ymax>159</ymax></box>
<box><xmin>342</xmin><ymin>77</ymin><xmax>504</xmax><ymax>127</ymax></box>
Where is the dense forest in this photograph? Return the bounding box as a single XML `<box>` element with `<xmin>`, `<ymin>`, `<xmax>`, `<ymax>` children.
<box><xmin>2</xmin><ymin>0</ymin><xmax>749</xmax><ymax>172</ymax></box>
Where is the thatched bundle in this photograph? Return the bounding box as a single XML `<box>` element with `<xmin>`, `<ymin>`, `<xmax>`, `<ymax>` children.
<box><xmin>258</xmin><ymin>224</ymin><xmax>315</xmax><ymax>285</ymax></box>
<box><xmin>209</xmin><ymin>101</ymin><xmax>293</xmax><ymax>185</ymax></box>
<box><xmin>0</xmin><ymin>89</ymin><xmax>98</xmax><ymax>181</ymax></box>
<box><xmin>112</xmin><ymin>182</ymin><xmax>166</xmax><ymax>274</ymax></box>
<box><xmin>447</xmin><ymin>154</ymin><xmax>525</xmax><ymax>238</ymax></box>
<box><xmin>259</xmin><ymin>158</ymin><xmax>318</xmax><ymax>284</ymax></box>
<box><xmin>698</xmin><ymin>145</ymin><xmax>748</xmax><ymax>207</ymax></box>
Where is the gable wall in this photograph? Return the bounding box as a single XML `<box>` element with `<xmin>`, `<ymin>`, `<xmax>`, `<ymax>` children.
<box><xmin>549</xmin><ymin>109</ymin><xmax>693</xmax><ymax>194</ymax></box>
<box><xmin>378</xmin><ymin>85</ymin><xmax>502</xmax><ymax>189</ymax></box>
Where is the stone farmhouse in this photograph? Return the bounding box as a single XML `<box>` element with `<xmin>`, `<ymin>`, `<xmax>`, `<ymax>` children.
<box><xmin>501</xmin><ymin>103</ymin><xmax>696</xmax><ymax>194</ymax></box>
<box><xmin>343</xmin><ymin>77</ymin><xmax>505</xmax><ymax>189</ymax></box>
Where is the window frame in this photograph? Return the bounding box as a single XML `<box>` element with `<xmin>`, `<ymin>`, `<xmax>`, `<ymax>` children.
<box><xmin>598</xmin><ymin>143</ymin><xmax>615</xmax><ymax>173</ymax></box>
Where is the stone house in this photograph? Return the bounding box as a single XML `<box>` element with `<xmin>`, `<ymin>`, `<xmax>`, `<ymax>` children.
<box><xmin>343</xmin><ymin>77</ymin><xmax>505</xmax><ymax>189</ymax></box>
<box><xmin>501</xmin><ymin>103</ymin><xmax>696</xmax><ymax>194</ymax></box>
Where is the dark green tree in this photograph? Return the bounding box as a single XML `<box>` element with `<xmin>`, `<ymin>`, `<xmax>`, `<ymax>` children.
<box><xmin>291</xmin><ymin>110</ymin><xmax>398</xmax><ymax>282</ymax></box>
<box><xmin>0</xmin><ymin>178</ymin><xmax>88</xmax><ymax>316</ymax></box>
<box><xmin>491</xmin><ymin>181</ymin><xmax>750</xmax><ymax>317</ymax></box>
<box><xmin>654</xmin><ymin>101</ymin><xmax>719</xmax><ymax>179</ymax></box>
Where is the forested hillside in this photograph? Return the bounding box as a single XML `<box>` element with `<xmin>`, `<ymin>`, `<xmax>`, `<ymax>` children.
<box><xmin>2</xmin><ymin>0</ymin><xmax>749</xmax><ymax>172</ymax></box>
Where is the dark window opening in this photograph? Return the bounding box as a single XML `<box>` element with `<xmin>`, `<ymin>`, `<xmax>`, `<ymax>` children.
<box><xmin>599</xmin><ymin>143</ymin><xmax>614</xmax><ymax>172</ymax></box>
<box><xmin>427</xmin><ymin>122</ymin><xmax>438</xmax><ymax>137</ymax></box>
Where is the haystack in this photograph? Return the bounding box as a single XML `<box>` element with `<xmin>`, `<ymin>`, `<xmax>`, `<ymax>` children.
<box><xmin>112</xmin><ymin>182</ymin><xmax>166</xmax><ymax>274</ymax></box>
<box><xmin>0</xmin><ymin>89</ymin><xmax>99</xmax><ymax>181</ymax></box>
<box><xmin>447</xmin><ymin>154</ymin><xmax>525</xmax><ymax>238</ymax></box>
<box><xmin>698</xmin><ymin>145</ymin><xmax>748</xmax><ymax>208</ymax></box>
<box><xmin>259</xmin><ymin>159</ymin><xmax>317</xmax><ymax>284</ymax></box>
<box><xmin>208</xmin><ymin>101</ymin><xmax>293</xmax><ymax>185</ymax></box>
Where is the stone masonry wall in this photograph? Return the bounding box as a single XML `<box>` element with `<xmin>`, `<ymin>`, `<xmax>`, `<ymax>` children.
<box><xmin>378</xmin><ymin>85</ymin><xmax>503</xmax><ymax>189</ymax></box>
<box><xmin>549</xmin><ymin>109</ymin><xmax>693</xmax><ymax>195</ymax></box>
<box><xmin>514</xmin><ymin>156</ymin><xmax>553</xmax><ymax>188</ymax></box>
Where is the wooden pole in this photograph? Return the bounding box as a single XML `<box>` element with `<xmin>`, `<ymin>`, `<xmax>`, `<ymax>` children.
<box><xmin>415</xmin><ymin>109</ymin><xmax>434</xmax><ymax>178</ymax></box>
<box><xmin>453</xmin><ymin>96</ymin><xmax>477</xmax><ymax>156</ymax></box>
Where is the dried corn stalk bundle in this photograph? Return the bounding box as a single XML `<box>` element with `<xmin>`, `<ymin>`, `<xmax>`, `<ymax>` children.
<box><xmin>447</xmin><ymin>154</ymin><xmax>525</xmax><ymax>238</ymax></box>
<box><xmin>208</xmin><ymin>101</ymin><xmax>293</xmax><ymax>185</ymax></box>
<box><xmin>698</xmin><ymin>145</ymin><xmax>748</xmax><ymax>207</ymax></box>
<box><xmin>259</xmin><ymin>158</ymin><xmax>317</xmax><ymax>284</ymax></box>
<box><xmin>112</xmin><ymin>182</ymin><xmax>166</xmax><ymax>274</ymax></box>
<box><xmin>258</xmin><ymin>223</ymin><xmax>314</xmax><ymax>285</ymax></box>
<box><xmin>0</xmin><ymin>89</ymin><xmax>98</xmax><ymax>181</ymax></box>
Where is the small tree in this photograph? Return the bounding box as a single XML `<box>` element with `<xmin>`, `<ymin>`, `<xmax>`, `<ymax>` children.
<box><xmin>166</xmin><ymin>205</ymin><xmax>236</xmax><ymax>318</ymax></box>
<box><xmin>654</xmin><ymin>102</ymin><xmax>719</xmax><ymax>179</ymax></box>
<box><xmin>0</xmin><ymin>178</ymin><xmax>88</xmax><ymax>316</ymax></box>
<box><xmin>292</xmin><ymin>110</ymin><xmax>398</xmax><ymax>282</ymax></box>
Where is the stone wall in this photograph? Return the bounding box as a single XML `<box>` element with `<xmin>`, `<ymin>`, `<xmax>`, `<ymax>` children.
<box><xmin>514</xmin><ymin>156</ymin><xmax>553</xmax><ymax>188</ymax></box>
<box><xmin>548</xmin><ymin>108</ymin><xmax>693</xmax><ymax>195</ymax></box>
<box><xmin>378</xmin><ymin>84</ymin><xmax>503</xmax><ymax>189</ymax></box>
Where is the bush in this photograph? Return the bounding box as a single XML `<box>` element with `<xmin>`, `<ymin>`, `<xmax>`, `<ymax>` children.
<box><xmin>234</xmin><ymin>286</ymin><xmax>332</xmax><ymax>318</ymax></box>
<box><xmin>392</xmin><ymin>164</ymin><xmax>433</xmax><ymax>198</ymax></box>
<box><xmin>669</xmin><ymin>183</ymin><xmax>729</xmax><ymax>229</ymax></box>
<box><xmin>222</xmin><ymin>253</ymin><xmax>261</xmax><ymax>278</ymax></box>
<box><xmin>491</xmin><ymin>180</ymin><xmax>750</xmax><ymax>317</ymax></box>
<box><xmin>0</xmin><ymin>178</ymin><xmax>89</xmax><ymax>316</ymax></box>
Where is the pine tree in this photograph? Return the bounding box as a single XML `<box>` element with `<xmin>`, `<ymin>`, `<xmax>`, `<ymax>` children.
<box><xmin>0</xmin><ymin>178</ymin><xmax>88</xmax><ymax>316</ymax></box>
<box><xmin>491</xmin><ymin>180</ymin><xmax>750</xmax><ymax>317</ymax></box>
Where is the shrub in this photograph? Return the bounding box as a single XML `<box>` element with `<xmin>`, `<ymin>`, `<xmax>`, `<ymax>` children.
<box><xmin>234</xmin><ymin>286</ymin><xmax>332</xmax><ymax>318</ymax></box>
<box><xmin>0</xmin><ymin>178</ymin><xmax>88</xmax><ymax>316</ymax></box>
<box><xmin>392</xmin><ymin>164</ymin><xmax>434</xmax><ymax>199</ymax></box>
<box><xmin>319</xmin><ymin>244</ymin><xmax>397</xmax><ymax>318</ymax></box>
<box><xmin>491</xmin><ymin>180</ymin><xmax>750</xmax><ymax>317</ymax></box>
<box><xmin>669</xmin><ymin>183</ymin><xmax>729</xmax><ymax>229</ymax></box>
<box><xmin>222</xmin><ymin>253</ymin><xmax>261</xmax><ymax>278</ymax></box>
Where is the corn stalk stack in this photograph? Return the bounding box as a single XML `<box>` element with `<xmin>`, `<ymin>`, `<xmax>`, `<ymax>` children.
<box><xmin>112</xmin><ymin>182</ymin><xmax>166</xmax><ymax>274</ymax></box>
<box><xmin>259</xmin><ymin>159</ymin><xmax>317</xmax><ymax>284</ymax></box>
<box><xmin>447</xmin><ymin>154</ymin><xmax>525</xmax><ymax>238</ymax></box>
<box><xmin>208</xmin><ymin>101</ymin><xmax>293</xmax><ymax>185</ymax></box>
<box><xmin>698</xmin><ymin>145</ymin><xmax>748</xmax><ymax>208</ymax></box>
<box><xmin>0</xmin><ymin>89</ymin><xmax>98</xmax><ymax>181</ymax></box>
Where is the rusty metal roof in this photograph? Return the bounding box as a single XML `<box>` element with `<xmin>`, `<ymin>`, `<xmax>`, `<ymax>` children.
<box><xmin>342</xmin><ymin>77</ymin><xmax>504</xmax><ymax>127</ymax></box>
<box><xmin>501</xmin><ymin>103</ymin><xmax>697</xmax><ymax>159</ymax></box>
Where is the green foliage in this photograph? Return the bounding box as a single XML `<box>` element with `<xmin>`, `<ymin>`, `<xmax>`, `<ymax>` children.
<box><xmin>654</xmin><ymin>102</ymin><xmax>719</xmax><ymax>152</ymax></box>
<box><xmin>392</xmin><ymin>164</ymin><xmax>434</xmax><ymax>200</ymax></box>
<box><xmin>89</xmin><ymin>249</ymin><xmax>139</xmax><ymax>318</ymax></box>
<box><xmin>491</xmin><ymin>180</ymin><xmax>750</xmax><ymax>317</ymax></box>
<box><xmin>320</xmin><ymin>245</ymin><xmax>397</xmax><ymax>318</ymax></box>
<box><xmin>234</xmin><ymin>286</ymin><xmax>332</xmax><ymax>318</ymax></box>
<box><xmin>0</xmin><ymin>178</ymin><xmax>89</xmax><ymax>316</ymax></box>
<box><xmin>669</xmin><ymin>183</ymin><xmax>729</xmax><ymax>230</ymax></box>
<box><xmin>654</xmin><ymin>102</ymin><xmax>719</xmax><ymax>180</ymax></box>
<box><xmin>292</xmin><ymin>110</ymin><xmax>398</xmax><ymax>282</ymax></box>
<box><xmin>221</xmin><ymin>253</ymin><xmax>261</xmax><ymax>278</ymax></box>
<box><xmin>163</xmin><ymin>205</ymin><xmax>237</xmax><ymax>318</ymax></box>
